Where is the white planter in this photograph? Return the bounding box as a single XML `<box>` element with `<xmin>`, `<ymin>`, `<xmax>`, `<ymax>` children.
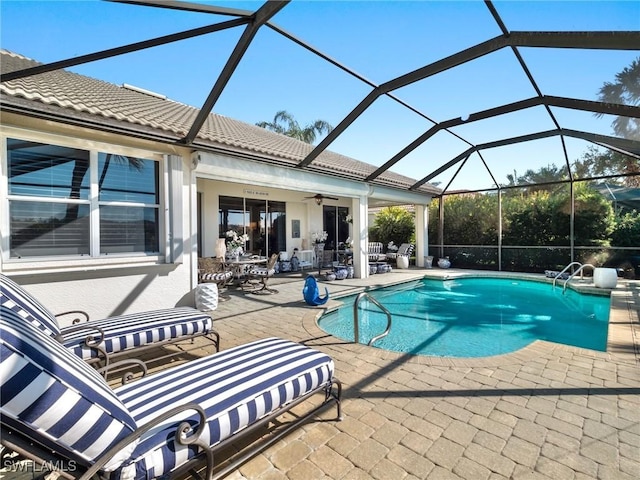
<box><xmin>397</xmin><ymin>255</ymin><xmax>409</xmax><ymax>269</ymax></box>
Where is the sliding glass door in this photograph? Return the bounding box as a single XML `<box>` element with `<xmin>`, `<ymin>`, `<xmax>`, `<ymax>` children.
<box><xmin>219</xmin><ymin>196</ymin><xmax>285</xmax><ymax>256</ymax></box>
<box><xmin>323</xmin><ymin>205</ymin><xmax>350</xmax><ymax>250</ymax></box>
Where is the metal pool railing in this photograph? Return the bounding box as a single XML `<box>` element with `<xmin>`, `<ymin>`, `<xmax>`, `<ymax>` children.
<box><xmin>353</xmin><ymin>292</ymin><xmax>392</xmax><ymax>347</ymax></box>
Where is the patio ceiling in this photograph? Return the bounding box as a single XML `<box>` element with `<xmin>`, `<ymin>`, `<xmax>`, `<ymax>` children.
<box><xmin>3</xmin><ymin>0</ymin><xmax>639</xmax><ymax>196</ymax></box>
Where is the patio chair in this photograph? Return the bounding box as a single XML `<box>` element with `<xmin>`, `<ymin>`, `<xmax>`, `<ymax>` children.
<box><xmin>244</xmin><ymin>253</ymin><xmax>279</xmax><ymax>294</ymax></box>
<box><xmin>0</xmin><ymin>274</ymin><xmax>220</xmax><ymax>373</ymax></box>
<box><xmin>0</xmin><ymin>307</ymin><xmax>342</xmax><ymax>480</ymax></box>
<box><xmin>198</xmin><ymin>257</ymin><xmax>234</xmax><ymax>300</ymax></box>
<box><xmin>366</xmin><ymin>242</ymin><xmax>386</xmax><ymax>262</ymax></box>
<box><xmin>386</xmin><ymin>243</ymin><xmax>414</xmax><ymax>263</ymax></box>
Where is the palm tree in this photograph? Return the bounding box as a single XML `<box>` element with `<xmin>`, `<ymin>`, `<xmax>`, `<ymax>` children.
<box><xmin>596</xmin><ymin>57</ymin><xmax>640</xmax><ymax>140</ymax></box>
<box><xmin>595</xmin><ymin>57</ymin><xmax>640</xmax><ymax>185</ymax></box>
<box><xmin>256</xmin><ymin>110</ymin><xmax>333</xmax><ymax>144</ymax></box>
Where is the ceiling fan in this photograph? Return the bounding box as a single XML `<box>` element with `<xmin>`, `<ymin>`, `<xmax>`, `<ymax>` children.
<box><xmin>303</xmin><ymin>193</ymin><xmax>339</xmax><ymax>205</ymax></box>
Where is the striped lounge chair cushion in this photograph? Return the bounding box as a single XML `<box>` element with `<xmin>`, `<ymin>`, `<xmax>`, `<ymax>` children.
<box><xmin>0</xmin><ymin>273</ymin><xmax>61</xmax><ymax>338</ymax></box>
<box><xmin>113</xmin><ymin>337</ymin><xmax>335</xmax><ymax>480</ymax></box>
<box><xmin>0</xmin><ymin>308</ymin><xmax>138</xmax><ymax>472</ymax></box>
<box><xmin>61</xmin><ymin>307</ymin><xmax>214</xmax><ymax>361</ymax></box>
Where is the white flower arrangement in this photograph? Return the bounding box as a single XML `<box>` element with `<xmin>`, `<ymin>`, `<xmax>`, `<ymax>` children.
<box><xmin>226</xmin><ymin>230</ymin><xmax>249</xmax><ymax>253</ymax></box>
<box><xmin>345</xmin><ymin>236</ymin><xmax>353</xmax><ymax>248</ymax></box>
<box><xmin>311</xmin><ymin>231</ymin><xmax>328</xmax><ymax>244</ymax></box>
<box><xmin>345</xmin><ymin>214</ymin><xmax>353</xmax><ymax>224</ymax></box>
<box><xmin>387</xmin><ymin>241</ymin><xmax>398</xmax><ymax>252</ymax></box>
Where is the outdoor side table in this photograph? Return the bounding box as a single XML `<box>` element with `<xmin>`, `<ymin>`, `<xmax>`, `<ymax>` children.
<box><xmin>593</xmin><ymin>268</ymin><xmax>617</xmax><ymax>289</ymax></box>
<box><xmin>196</xmin><ymin>282</ymin><xmax>219</xmax><ymax>311</ymax></box>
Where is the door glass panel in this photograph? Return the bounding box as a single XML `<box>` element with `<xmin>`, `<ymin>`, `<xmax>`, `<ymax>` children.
<box><xmin>268</xmin><ymin>201</ymin><xmax>286</xmax><ymax>256</ymax></box>
<box><xmin>219</xmin><ymin>196</ymin><xmax>246</xmax><ymax>237</ymax></box>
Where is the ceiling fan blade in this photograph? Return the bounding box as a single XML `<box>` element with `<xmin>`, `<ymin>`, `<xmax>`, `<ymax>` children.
<box><xmin>302</xmin><ymin>194</ymin><xmax>340</xmax><ymax>201</ymax></box>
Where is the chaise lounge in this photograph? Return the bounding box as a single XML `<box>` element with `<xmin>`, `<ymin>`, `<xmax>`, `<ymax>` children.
<box><xmin>0</xmin><ymin>274</ymin><xmax>220</xmax><ymax>372</ymax></box>
<box><xmin>1</xmin><ymin>306</ymin><xmax>342</xmax><ymax>480</ymax></box>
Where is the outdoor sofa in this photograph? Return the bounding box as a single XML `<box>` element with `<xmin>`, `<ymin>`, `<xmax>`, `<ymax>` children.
<box><xmin>0</xmin><ymin>274</ymin><xmax>220</xmax><ymax>373</ymax></box>
<box><xmin>1</xmin><ymin>305</ymin><xmax>342</xmax><ymax>479</ymax></box>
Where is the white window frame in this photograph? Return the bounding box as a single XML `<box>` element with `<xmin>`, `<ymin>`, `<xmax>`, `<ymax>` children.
<box><xmin>0</xmin><ymin>128</ymin><xmax>167</xmax><ymax>271</ymax></box>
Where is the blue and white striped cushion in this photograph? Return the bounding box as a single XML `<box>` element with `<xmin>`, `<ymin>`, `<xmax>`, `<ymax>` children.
<box><xmin>248</xmin><ymin>266</ymin><xmax>275</xmax><ymax>277</ymax></box>
<box><xmin>0</xmin><ymin>308</ymin><xmax>138</xmax><ymax>472</ymax></box>
<box><xmin>199</xmin><ymin>270</ymin><xmax>233</xmax><ymax>283</ymax></box>
<box><xmin>61</xmin><ymin>307</ymin><xmax>214</xmax><ymax>361</ymax></box>
<box><xmin>0</xmin><ymin>274</ymin><xmax>61</xmax><ymax>337</ymax></box>
<box><xmin>112</xmin><ymin>337</ymin><xmax>334</xmax><ymax>480</ymax></box>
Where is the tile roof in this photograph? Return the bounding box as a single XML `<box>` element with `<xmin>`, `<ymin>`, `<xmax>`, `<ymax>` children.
<box><xmin>0</xmin><ymin>50</ymin><xmax>440</xmax><ymax>196</ymax></box>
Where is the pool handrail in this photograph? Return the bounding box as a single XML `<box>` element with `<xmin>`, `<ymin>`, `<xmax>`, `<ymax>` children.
<box><xmin>353</xmin><ymin>292</ymin><xmax>392</xmax><ymax>347</ymax></box>
<box><xmin>562</xmin><ymin>263</ymin><xmax>595</xmax><ymax>294</ymax></box>
<box><xmin>552</xmin><ymin>261</ymin><xmax>582</xmax><ymax>289</ymax></box>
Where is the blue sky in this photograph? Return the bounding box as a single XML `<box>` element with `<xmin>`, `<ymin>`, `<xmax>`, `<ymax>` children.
<box><xmin>2</xmin><ymin>0</ymin><xmax>638</xmax><ymax>191</ymax></box>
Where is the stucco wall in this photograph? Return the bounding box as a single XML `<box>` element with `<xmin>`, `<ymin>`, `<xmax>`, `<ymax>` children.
<box><xmin>1</xmin><ymin>116</ymin><xmax>197</xmax><ymax>321</ymax></box>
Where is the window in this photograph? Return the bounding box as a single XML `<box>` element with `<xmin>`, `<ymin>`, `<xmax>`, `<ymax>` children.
<box><xmin>6</xmin><ymin>138</ymin><xmax>160</xmax><ymax>259</ymax></box>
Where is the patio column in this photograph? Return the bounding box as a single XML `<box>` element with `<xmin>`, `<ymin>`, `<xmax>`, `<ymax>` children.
<box><xmin>414</xmin><ymin>204</ymin><xmax>428</xmax><ymax>267</ymax></box>
<box><xmin>352</xmin><ymin>196</ymin><xmax>369</xmax><ymax>278</ymax></box>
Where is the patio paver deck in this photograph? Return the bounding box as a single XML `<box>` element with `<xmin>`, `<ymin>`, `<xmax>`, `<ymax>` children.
<box><xmin>204</xmin><ymin>268</ymin><xmax>639</xmax><ymax>480</ymax></box>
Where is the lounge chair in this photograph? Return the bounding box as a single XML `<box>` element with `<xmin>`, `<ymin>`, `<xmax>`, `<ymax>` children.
<box><xmin>0</xmin><ymin>274</ymin><xmax>220</xmax><ymax>372</ymax></box>
<box><xmin>387</xmin><ymin>243</ymin><xmax>414</xmax><ymax>268</ymax></box>
<box><xmin>0</xmin><ymin>307</ymin><xmax>342</xmax><ymax>480</ymax></box>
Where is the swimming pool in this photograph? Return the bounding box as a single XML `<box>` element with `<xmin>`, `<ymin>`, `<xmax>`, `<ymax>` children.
<box><xmin>318</xmin><ymin>277</ymin><xmax>611</xmax><ymax>358</ymax></box>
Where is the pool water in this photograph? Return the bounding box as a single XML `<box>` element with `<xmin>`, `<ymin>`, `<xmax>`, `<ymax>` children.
<box><xmin>318</xmin><ymin>277</ymin><xmax>610</xmax><ymax>358</ymax></box>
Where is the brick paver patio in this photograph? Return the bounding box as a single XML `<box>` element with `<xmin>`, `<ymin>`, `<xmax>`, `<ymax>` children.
<box><xmin>203</xmin><ymin>268</ymin><xmax>639</xmax><ymax>480</ymax></box>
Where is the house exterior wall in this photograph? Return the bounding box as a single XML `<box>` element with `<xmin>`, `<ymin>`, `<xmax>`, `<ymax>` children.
<box><xmin>0</xmin><ymin>113</ymin><xmax>197</xmax><ymax>322</ymax></box>
<box><xmin>1</xmin><ymin>112</ymin><xmax>434</xmax><ymax>318</ymax></box>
